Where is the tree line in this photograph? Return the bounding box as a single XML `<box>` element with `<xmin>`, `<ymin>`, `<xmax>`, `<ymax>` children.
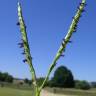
<box><xmin>0</xmin><ymin>66</ymin><xmax>96</xmax><ymax>90</ymax></box>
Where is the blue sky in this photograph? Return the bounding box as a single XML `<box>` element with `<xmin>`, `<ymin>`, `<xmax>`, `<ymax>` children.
<box><xmin>0</xmin><ymin>0</ymin><xmax>96</xmax><ymax>82</ymax></box>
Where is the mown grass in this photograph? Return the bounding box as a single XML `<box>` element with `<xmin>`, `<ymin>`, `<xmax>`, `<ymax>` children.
<box><xmin>45</xmin><ymin>87</ymin><xmax>96</xmax><ymax>96</ymax></box>
<box><xmin>0</xmin><ymin>87</ymin><xmax>33</xmax><ymax>96</ymax></box>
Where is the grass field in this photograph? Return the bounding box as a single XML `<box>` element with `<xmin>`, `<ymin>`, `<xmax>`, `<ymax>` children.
<box><xmin>0</xmin><ymin>86</ymin><xmax>96</xmax><ymax>96</ymax></box>
<box><xmin>0</xmin><ymin>87</ymin><xmax>33</xmax><ymax>96</ymax></box>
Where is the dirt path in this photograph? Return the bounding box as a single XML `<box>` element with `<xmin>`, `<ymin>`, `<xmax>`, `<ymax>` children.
<box><xmin>40</xmin><ymin>90</ymin><xmax>71</xmax><ymax>96</ymax></box>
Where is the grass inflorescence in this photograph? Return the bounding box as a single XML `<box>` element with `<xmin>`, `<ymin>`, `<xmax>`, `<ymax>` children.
<box><xmin>17</xmin><ymin>0</ymin><xmax>86</xmax><ymax>96</ymax></box>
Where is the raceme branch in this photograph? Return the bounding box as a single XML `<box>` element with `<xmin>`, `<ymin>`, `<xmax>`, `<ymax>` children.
<box><xmin>17</xmin><ymin>2</ymin><xmax>39</xmax><ymax>96</ymax></box>
<box><xmin>40</xmin><ymin>0</ymin><xmax>86</xmax><ymax>92</ymax></box>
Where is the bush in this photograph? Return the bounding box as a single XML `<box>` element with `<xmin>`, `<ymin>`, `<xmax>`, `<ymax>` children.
<box><xmin>91</xmin><ymin>82</ymin><xmax>96</xmax><ymax>88</ymax></box>
<box><xmin>24</xmin><ymin>78</ymin><xmax>29</xmax><ymax>84</ymax></box>
<box><xmin>75</xmin><ymin>80</ymin><xmax>90</xmax><ymax>90</ymax></box>
<box><xmin>28</xmin><ymin>80</ymin><xmax>32</xmax><ymax>85</ymax></box>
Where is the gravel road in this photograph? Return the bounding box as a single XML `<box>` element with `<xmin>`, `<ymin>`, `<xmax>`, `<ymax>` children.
<box><xmin>40</xmin><ymin>90</ymin><xmax>72</xmax><ymax>96</ymax></box>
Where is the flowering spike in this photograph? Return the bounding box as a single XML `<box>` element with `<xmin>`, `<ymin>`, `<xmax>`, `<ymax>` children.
<box><xmin>40</xmin><ymin>0</ymin><xmax>86</xmax><ymax>91</ymax></box>
<box><xmin>17</xmin><ymin>2</ymin><xmax>38</xmax><ymax>91</ymax></box>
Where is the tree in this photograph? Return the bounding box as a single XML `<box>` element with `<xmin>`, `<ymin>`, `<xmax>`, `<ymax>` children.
<box><xmin>6</xmin><ymin>75</ymin><xmax>13</xmax><ymax>83</ymax></box>
<box><xmin>2</xmin><ymin>72</ymin><xmax>9</xmax><ymax>82</ymax></box>
<box><xmin>0</xmin><ymin>72</ymin><xmax>3</xmax><ymax>81</ymax></box>
<box><xmin>50</xmin><ymin>66</ymin><xmax>75</xmax><ymax>88</ymax></box>
<box><xmin>0</xmin><ymin>72</ymin><xmax>13</xmax><ymax>83</ymax></box>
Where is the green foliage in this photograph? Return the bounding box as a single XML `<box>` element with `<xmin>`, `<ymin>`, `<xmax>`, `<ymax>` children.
<box><xmin>0</xmin><ymin>72</ymin><xmax>13</xmax><ymax>83</ymax></box>
<box><xmin>91</xmin><ymin>82</ymin><xmax>96</xmax><ymax>88</ymax></box>
<box><xmin>28</xmin><ymin>80</ymin><xmax>32</xmax><ymax>86</ymax></box>
<box><xmin>49</xmin><ymin>66</ymin><xmax>75</xmax><ymax>88</ymax></box>
<box><xmin>24</xmin><ymin>78</ymin><xmax>32</xmax><ymax>86</ymax></box>
<box><xmin>36</xmin><ymin>78</ymin><xmax>45</xmax><ymax>87</ymax></box>
<box><xmin>75</xmin><ymin>80</ymin><xmax>91</xmax><ymax>90</ymax></box>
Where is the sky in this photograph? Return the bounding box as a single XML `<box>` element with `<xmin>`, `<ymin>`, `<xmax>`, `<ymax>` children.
<box><xmin>0</xmin><ymin>0</ymin><xmax>96</xmax><ymax>82</ymax></box>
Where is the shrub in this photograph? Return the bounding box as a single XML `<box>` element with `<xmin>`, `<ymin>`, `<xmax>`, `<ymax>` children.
<box><xmin>91</xmin><ymin>82</ymin><xmax>96</xmax><ymax>88</ymax></box>
<box><xmin>75</xmin><ymin>80</ymin><xmax>90</xmax><ymax>90</ymax></box>
<box><xmin>24</xmin><ymin>78</ymin><xmax>29</xmax><ymax>84</ymax></box>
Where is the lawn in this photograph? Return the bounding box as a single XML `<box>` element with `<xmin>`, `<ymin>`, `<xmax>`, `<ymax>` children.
<box><xmin>0</xmin><ymin>87</ymin><xmax>33</xmax><ymax>96</ymax></box>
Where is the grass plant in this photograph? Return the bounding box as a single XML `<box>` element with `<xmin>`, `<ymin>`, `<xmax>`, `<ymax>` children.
<box><xmin>17</xmin><ymin>0</ymin><xmax>86</xmax><ymax>96</ymax></box>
